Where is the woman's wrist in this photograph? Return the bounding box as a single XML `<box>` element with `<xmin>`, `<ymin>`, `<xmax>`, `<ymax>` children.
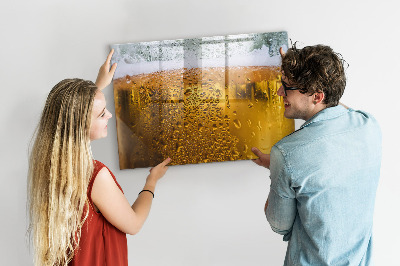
<box><xmin>138</xmin><ymin>189</ymin><xmax>154</xmax><ymax>198</ymax></box>
<box><xmin>144</xmin><ymin>178</ymin><xmax>156</xmax><ymax>191</ymax></box>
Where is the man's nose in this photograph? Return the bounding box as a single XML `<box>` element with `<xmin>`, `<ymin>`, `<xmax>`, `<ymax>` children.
<box><xmin>277</xmin><ymin>85</ymin><xmax>285</xmax><ymax>97</ymax></box>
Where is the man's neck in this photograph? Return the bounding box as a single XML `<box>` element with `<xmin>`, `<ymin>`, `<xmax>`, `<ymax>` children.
<box><xmin>304</xmin><ymin>104</ymin><xmax>327</xmax><ymax>121</ymax></box>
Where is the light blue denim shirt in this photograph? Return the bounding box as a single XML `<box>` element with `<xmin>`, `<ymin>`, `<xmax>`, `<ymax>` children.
<box><xmin>266</xmin><ymin>105</ymin><xmax>382</xmax><ymax>266</ymax></box>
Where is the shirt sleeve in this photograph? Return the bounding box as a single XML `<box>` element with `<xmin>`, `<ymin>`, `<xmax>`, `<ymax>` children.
<box><xmin>266</xmin><ymin>146</ymin><xmax>297</xmax><ymax>241</ymax></box>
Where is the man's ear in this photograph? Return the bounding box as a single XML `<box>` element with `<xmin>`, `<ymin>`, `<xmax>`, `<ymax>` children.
<box><xmin>279</xmin><ymin>47</ymin><xmax>285</xmax><ymax>58</ymax></box>
<box><xmin>313</xmin><ymin>92</ymin><xmax>325</xmax><ymax>104</ymax></box>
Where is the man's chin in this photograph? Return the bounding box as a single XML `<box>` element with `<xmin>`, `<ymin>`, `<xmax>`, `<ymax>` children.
<box><xmin>283</xmin><ymin>111</ymin><xmax>294</xmax><ymax>120</ymax></box>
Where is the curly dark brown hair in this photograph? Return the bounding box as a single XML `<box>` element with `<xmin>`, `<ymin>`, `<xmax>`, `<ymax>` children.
<box><xmin>281</xmin><ymin>43</ymin><xmax>347</xmax><ymax>107</ymax></box>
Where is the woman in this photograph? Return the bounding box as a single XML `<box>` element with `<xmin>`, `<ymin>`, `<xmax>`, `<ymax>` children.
<box><xmin>27</xmin><ymin>50</ymin><xmax>170</xmax><ymax>266</ymax></box>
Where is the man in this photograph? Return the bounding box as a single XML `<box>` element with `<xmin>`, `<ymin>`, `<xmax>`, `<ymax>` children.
<box><xmin>252</xmin><ymin>44</ymin><xmax>381</xmax><ymax>265</ymax></box>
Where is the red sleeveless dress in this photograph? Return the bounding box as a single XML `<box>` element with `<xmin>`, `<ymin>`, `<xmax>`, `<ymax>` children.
<box><xmin>69</xmin><ymin>160</ymin><xmax>128</xmax><ymax>266</ymax></box>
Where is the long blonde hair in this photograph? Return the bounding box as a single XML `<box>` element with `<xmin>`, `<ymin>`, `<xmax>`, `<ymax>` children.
<box><xmin>28</xmin><ymin>79</ymin><xmax>98</xmax><ymax>265</ymax></box>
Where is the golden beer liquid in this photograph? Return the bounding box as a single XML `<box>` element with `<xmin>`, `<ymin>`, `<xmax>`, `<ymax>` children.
<box><xmin>113</xmin><ymin>66</ymin><xmax>294</xmax><ymax>169</ymax></box>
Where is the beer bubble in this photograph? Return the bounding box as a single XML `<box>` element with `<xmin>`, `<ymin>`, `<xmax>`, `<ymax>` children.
<box><xmin>247</xmin><ymin>119</ymin><xmax>252</xmax><ymax>127</ymax></box>
<box><xmin>233</xmin><ymin>119</ymin><xmax>242</xmax><ymax>129</ymax></box>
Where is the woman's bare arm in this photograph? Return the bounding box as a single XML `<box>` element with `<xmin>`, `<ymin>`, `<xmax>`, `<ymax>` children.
<box><xmin>91</xmin><ymin>158</ymin><xmax>171</xmax><ymax>235</ymax></box>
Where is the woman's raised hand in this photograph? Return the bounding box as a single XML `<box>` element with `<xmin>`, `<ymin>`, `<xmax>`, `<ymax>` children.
<box><xmin>95</xmin><ymin>49</ymin><xmax>117</xmax><ymax>90</ymax></box>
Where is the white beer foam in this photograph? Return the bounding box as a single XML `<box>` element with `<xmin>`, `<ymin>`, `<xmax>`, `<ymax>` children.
<box><xmin>113</xmin><ymin>44</ymin><xmax>286</xmax><ymax>79</ymax></box>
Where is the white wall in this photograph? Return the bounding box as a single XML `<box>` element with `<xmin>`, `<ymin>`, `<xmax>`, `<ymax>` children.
<box><xmin>1</xmin><ymin>0</ymin><xmax>398</xmax><ymax>265</ymax></box>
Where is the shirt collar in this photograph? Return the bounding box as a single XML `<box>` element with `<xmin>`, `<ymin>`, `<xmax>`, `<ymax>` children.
<box><xmin>300</xmin><ymin>105</ymin><xmax>349</xmax><ymax>129</ymax></box>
